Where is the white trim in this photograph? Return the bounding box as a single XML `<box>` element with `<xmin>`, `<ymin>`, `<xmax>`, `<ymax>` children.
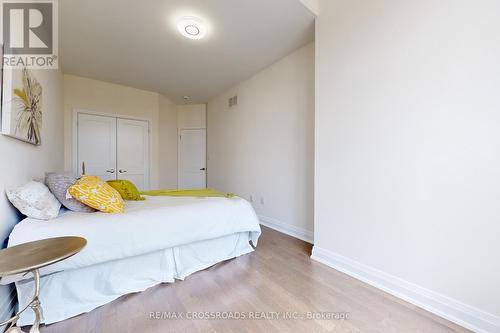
<box><xmin>311</xmin><ymin>246</ymin><xmax>500</xmax><ymax>333</ymax></box>
<box><xmin>179</xmin><ymin>126</ymin><xmax>207</xmax><ymax>130</ymax></box>
<box><xmin>259</xmin><ymin>215</ymin><xmax>314</xmax><ymax>244</ymax></box>
<box><xmin>72</xmin><ymin>109</ymin><xmax>152</xmax><ymax>189</ymax></box>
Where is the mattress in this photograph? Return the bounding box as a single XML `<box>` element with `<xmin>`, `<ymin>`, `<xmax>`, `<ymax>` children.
<box><xmin>6</xmin><ymin>195</ymin><xmax>261</xmax><ymax>280</ymax></box>
<box><xmin>15</xmin><ymin>232</ymin><xmax>254</xmax><ymax>326</ymax></box>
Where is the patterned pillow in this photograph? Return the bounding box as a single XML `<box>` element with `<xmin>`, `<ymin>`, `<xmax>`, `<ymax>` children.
<box><xmin>106</xmin><ymin>180</ymin><xmax>145</xmax><ymax>201</ymax></box>
<box><xmin>45</xmin><ymin>173</ymin><xmax>96</xmax><ymax>213</ymax></box>
<box><xmin>6</xmin><ymin>181</ymin><xmax>61</xmax><ymax>220</ymax></box>
<box><xmin>69</xmin><ymin>175</ymin><xmax>124</xmax><ymax>213</ymax></box>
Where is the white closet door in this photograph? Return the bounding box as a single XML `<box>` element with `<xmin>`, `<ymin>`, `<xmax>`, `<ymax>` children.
<box><xmin>179</xmin><ymin>129</ymin><xmax>206</xmax><ymax>189</ymax></box>
<box><xmin>117</xmin><ymin>118</ymin><xmax>150</xmax><ymax>190</ymax></box>
<box><xmin>77</xmin><ymin>113</ymin><xmax>117</xmax><ymax>180</ymax></box>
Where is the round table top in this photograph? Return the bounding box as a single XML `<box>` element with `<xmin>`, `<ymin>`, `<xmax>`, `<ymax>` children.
<box><xmin>0</xmin><ymin>237</ymin><xmax>87</xmax><ymax>276</ymax></box>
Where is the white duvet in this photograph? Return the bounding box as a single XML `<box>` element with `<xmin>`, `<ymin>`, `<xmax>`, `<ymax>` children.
<box><xmin>6</xmin><ymin>195</ymin><xmax>261</xmax><ymax>279</ymax></box>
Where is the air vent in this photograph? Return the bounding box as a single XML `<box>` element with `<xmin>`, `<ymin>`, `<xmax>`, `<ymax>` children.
<box><xmin>228</xmin><ymin>95</ymin><xmax>238</xmax><ymax>108</ymax></box>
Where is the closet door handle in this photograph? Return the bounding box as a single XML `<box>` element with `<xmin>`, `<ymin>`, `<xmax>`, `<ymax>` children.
<box><xmin>119</xmin><ymin>170</ymin><xmax>127</xmax><ymax>174</ymax></box>
<box><xmin>106</xmin><ymin>169</ymin><xmax>115</xmax><ymax>173</ymax></box>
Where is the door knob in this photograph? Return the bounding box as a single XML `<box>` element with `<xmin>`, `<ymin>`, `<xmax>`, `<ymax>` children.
<box><xmin>200</xmin><ymin>168</ymin><xmax>206</xmax><ymax>171</ymax></box>
<box><xmin>119</xmin><ymin>170</ymin><xmax>127</xmax><ymax>173</ymax></box>
<box><xmin>106</xmin><ymin>169</ymin><xmax>115</xmax><ymax>173</ymax></box>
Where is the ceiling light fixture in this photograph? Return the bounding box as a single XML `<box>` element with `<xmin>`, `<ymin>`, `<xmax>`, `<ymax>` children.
<box><xmin>177</xmin><ymin>16</ymin><xmax>206</xmax><ymax>40</ymax></box>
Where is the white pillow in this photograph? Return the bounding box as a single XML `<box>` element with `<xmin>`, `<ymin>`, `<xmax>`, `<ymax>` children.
<box><xmin>6</xmin><ymin>181</ymin><xmax>61</xmax><ymax>220</ymax></box>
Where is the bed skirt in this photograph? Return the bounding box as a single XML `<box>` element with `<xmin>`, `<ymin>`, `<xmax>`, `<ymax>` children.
<box><xmin>15</xmin><ymin>232</ymin><xmax>254</xmax><ymax>326</ymax></box>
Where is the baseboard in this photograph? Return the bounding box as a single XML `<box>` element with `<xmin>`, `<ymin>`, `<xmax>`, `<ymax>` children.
<box><xmin>259</xmin><ymin>215</ymin><xmax>313</xmax><ymax>244</ymax></box>
<box><xmin>311</xmin><ymin>246</ymin><xmax>500</xmax><ymax>333</ymax></box>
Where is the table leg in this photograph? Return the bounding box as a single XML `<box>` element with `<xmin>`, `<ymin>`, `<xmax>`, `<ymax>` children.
<box><xmin>28</xmin><ymin>270</ymin><xmax>43</xmax><ymax>333</ymax></box>
<box><xmin>1</xmin><ymin>270</ymin><xmax>44</xmax><ymax>333</ymax></box>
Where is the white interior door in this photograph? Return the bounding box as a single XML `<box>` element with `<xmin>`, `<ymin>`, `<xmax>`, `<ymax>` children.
<box><xmin>179</xmin><ymin>129</ymin><xmax>206</xmax><ymax>189</ymax></box>
<box><xmin>77</xmin><ymin>113</ymin><xmax>117</xmax><ymax>180</ymax></box>
<box><xmin>117</xmin><ymin>118</ymin><xmax>150</xmax><ymax>190</ymax></box>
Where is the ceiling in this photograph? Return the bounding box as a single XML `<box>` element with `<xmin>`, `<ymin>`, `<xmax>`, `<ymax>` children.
<box><xmin>60</xmin><ymin>0</ymin><xmax>315</xmax><ymax>103</ymax></box>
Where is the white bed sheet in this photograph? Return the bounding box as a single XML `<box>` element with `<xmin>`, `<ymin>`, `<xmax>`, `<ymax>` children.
<box><xmin>15</xmin><ymin>232</ymin><xmax>254</xmax><ymax>326</ymax></box>
<box><xmin>6</xmin><ymin>195</ymin><xmax>261</xmax><ymax>279</ymax></box>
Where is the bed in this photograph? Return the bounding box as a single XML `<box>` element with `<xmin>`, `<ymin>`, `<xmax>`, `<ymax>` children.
<box><xmin>2</xmin><ymin>195</ymin><xmax>261</xmax><ymax>326</ymax></box>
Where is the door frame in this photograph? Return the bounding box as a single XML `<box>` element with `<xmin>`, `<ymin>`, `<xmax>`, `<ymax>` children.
<box><xmin>72</xmin><ymin>109</ymin><xmax>152</xmax><ymax>189</ymax></box>
<box><xmin>177</xmin><ymin>127</ymin><xmax>207</xmax><ymax>189</ymax></box>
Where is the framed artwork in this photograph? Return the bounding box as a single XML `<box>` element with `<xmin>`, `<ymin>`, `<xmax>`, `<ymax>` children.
<box><xmin>1</xmin><ymin>65</ymin><xmax>43</xmax><ymax>146</ymax></box>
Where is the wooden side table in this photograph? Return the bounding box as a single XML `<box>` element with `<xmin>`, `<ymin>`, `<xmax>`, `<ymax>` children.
<box><xmin>0</xmin><ymin>237</ymin><xmax>87</xmax><ymax>333</ymax></box>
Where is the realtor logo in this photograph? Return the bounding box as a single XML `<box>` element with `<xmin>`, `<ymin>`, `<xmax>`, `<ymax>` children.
<box><xmin>1</xmin><ymin>0</ymin><xmax>58</xmax><ymax>69</ymax></box>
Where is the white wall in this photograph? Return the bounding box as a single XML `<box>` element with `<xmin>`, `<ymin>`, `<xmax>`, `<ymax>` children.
<box><xmin>208</xmin><ymin>43</ymin><xmax>315</xmax><ymax>242</ymax></box>
<box><xmin>177</xmin><ymin>104</ymin><xmax>206</xmax><ymax>129</ymax></box>
<box><xmin>314</xmin><ymin>0</ymin><xmax>500</xmax><ymax>331</ymax></box>
<box><xmin>0</xmin><ymin>69</ymin><xmax>64</xmax><ymax>322</ymax></box>
<box><xmin>63</xmin><ymin>75</ymin><xmax>178</xmax><ymax>189</ymax></box>
<box><xmin>159</xmin><ymin>95</ymin><xmax>178</xmax><ymax>189</ymax></box>
<box><xmin>299</xmin><ymin>0</ymin><xmax>318</xmax><ymax>15</ymax></box>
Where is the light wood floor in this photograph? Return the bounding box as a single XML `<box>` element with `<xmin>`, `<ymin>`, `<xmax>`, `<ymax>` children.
<box><xmin>34</xmin><ymin>227</ymin><xmax>469</xmax><ymax>333</ymax></box>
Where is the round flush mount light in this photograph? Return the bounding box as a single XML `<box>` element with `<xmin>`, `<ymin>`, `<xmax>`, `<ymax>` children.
<box><xmin>177</xmin><ymin>16</ymin><xmax>207</xmax><ymax>40</ymax></box>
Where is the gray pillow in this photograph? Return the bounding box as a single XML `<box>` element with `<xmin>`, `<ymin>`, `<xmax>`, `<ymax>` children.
<box><xmin>45</xmin><ymin>173</ymin><xmax>96</xmax><ymax>213</ymax></box>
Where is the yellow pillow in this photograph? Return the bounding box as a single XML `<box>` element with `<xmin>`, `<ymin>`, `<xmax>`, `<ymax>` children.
<box><xmin>106</xmin><ymin>180</ymin><xmax>145</xmax><ymax>201</ymax></box>
<box><xmin>69</xmin><ymin>175</ymin><xmax>124</xmax><ymax>213</ymax></box>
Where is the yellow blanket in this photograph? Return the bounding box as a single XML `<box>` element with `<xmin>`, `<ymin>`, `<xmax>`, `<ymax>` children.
<box><xmin>141</xmin><ymin>188</ymin><xmax>236</xmax><ymax>198</ymax></box>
